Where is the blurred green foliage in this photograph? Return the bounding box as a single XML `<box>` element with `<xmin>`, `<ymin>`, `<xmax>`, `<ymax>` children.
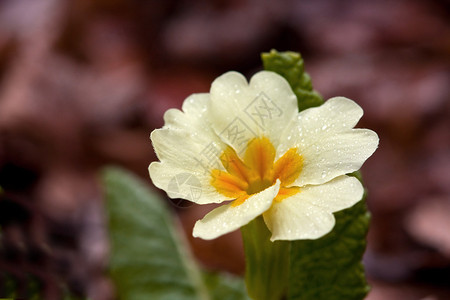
<box><xmin>103</xmin><ymin>167</ymin><xmax>248</xmax><ymax>300</ymax></box>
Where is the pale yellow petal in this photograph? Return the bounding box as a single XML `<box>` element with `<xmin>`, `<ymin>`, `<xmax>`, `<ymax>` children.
<box><xmin>149</xmin><ymin>93</ymin><xmax>229</xmax><ymax>204</ymax></box>
<box><xmin>149</xmin><ymin>162</ymin><xmax>228</xmax><ymax>205</ymax></box>
<box><xmin>193</xmin><ymin>180</ymin><xmax>281</xmax><ymax>240</ymax></box>
<box><xmin>264</xmin><ymin>175</ymin><xmax>363</xmax><ymax>241</ymax></box>
<box><xmin>209</xmin><ymin>71</ymin><xmax>298</xmax><ymax>154</ymax></box>
<box><xmin>277</xmin><ymin>97</ymin><xmax>378</xmax><ymax>186</ymax></box>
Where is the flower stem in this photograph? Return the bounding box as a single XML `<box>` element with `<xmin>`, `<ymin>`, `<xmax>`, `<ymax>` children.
<box><xmin>241</xmin><ymin>216</ymin><xmax>290</xmax><ymax>300</ymax></box>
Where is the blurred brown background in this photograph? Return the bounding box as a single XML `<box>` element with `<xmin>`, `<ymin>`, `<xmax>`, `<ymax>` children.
<box><xmin>0</xmin><ymin>0</ymin><xmax>449</xmax><ymax>299</ymax></box>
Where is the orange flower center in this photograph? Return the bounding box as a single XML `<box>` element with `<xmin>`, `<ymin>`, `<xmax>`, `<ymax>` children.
<box><xmin>211</xmin><ymin>137</ymin><xmax>303</xmax><ymax>207</ymax></box>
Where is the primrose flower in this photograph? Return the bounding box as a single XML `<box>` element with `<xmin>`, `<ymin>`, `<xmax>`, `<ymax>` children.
<box><xmin>149</xmin><ymin>71</ymin><xmax>378</xmax><ymax>241</ymax></box>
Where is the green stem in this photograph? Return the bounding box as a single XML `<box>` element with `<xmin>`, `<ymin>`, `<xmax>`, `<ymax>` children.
<box><xmin>241</xmin><ymin>216</ymin><xmax>290</xmax><ymax>300</ymax></box>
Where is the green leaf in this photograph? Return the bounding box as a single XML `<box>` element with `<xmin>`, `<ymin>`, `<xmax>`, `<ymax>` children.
<box><xmin>202</xmin><ymin>272</ymin><xmax>250</xmax><ymax>300</ymax></box>
<box><xmin>262</xmin><ymin>51</ymin><xmax>370</xmax><ymax>300</ymax></box>
<box><xmin>261</xmin><ymin>49</ymin><xmax>323</xmax><ymax>112</ymax></box>
<box><xmin>287</xmin><ymin>194</ymin><xmax>370</xmax><ymax>300</ymax></box>
<box><xmin>103</xmin><ymin>166</ymin><xmax>208</xmax><ymax>300</ymax></box>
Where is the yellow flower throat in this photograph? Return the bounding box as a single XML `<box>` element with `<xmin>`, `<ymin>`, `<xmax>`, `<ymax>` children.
<box><xmin>211</xmin><ymin>137</ymin><xmax>303</xmax><ymax>207</ymax></box>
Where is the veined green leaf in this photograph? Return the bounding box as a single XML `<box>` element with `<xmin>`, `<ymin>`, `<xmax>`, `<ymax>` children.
<box><xmin>288</xmin><ymin>197</ymin><xmax>370</xmax><ymax>300</ymax></box>
<box><xmin>103</xmin><ymin>167</ymin><xmax>208</xmax><ymax>300</ymax></box>
<box><xmin>262</xmin><ymin>51</ymin><xmax>370</xmax><ymax>300</ymax></box>
<box><xmin>261</xmin><ymin>49</ymin><xmax>323</xmax><ymax>112</ymax></box>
